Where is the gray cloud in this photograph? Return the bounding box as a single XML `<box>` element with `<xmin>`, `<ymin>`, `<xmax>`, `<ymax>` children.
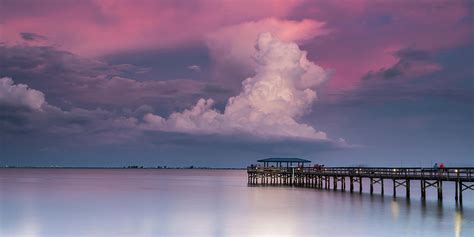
<box><xmin>0</xmin><ymin>45</ymin><xmax>214</xmax><ymax>112</ymax></box>
<box><xmin>362</xmin><ymin>48</ymin><xmax>441</xmax><ymax>81</ymax></box>
<box><xmin>19</xmin><ymin>32</ymin><xmax>47</xmax><ymax>41</ymax></box>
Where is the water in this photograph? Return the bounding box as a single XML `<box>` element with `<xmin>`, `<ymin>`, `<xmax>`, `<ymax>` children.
<box><xmin>1</xmin><ymin>169</ymin><xmax>473</xmax><ymax>237</ymax></box>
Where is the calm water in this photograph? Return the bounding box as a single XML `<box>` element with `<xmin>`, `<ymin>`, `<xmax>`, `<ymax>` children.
<box><xmin>1</xmin><ymin>169</ymin><xmax>473</xmax><ymax>237</ymax></box>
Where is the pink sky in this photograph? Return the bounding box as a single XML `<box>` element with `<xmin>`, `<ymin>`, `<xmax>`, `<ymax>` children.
<box><xmin>2</xmin><ymin>0</ymin><xmax>471</xmax><ymax>92</ymax></box>
<box><xmin>1</xmin><ymin>0</ymin><xmax>473</xmax><ymax>166</ymax></box>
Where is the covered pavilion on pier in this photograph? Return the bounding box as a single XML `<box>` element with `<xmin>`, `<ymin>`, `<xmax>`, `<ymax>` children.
<box><xmin>257</xmin><ymin>157</ymin><xmax>311</xmax><ymax>168</ymax></box>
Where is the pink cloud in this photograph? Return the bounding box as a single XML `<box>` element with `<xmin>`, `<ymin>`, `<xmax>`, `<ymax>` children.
<box><xmin>1</xmin><ymin>0</ymin><xmax>303</xmax><ymax>56</ymax></box>
<box><xmin>200</xmin><ymin>17</ymin><xmax>329</xmax><ymax>93</ymax></box>
<box><xmin>2</xmin><ymin>0</ymin><xmax>471</xmax><ymax>94</ymax></box>
<box><xmin>205</xmin><ymin>17</ymin><xmax>327</xmax><ymax>71</ymax></box>
<box><xmin>296</xmin><ymin>0</ymin><xmax>473</xmax><ymax>91</ymax></box>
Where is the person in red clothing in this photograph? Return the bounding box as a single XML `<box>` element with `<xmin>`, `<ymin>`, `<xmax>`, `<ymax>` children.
<box><xmin>439</xmin><ymin>163</ymin><xmax>446</xmax><ymax>171</ymax></box>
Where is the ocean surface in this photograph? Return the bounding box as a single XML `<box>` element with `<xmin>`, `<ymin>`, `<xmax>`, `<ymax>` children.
<box><xmin>1</xmin><ymin>169</ymin><xmax>473</xmax><ymax>237</ymax></box>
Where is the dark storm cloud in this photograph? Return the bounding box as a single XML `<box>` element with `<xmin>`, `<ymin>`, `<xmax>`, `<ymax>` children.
<box><xmin>356</xmin><ymin>44</ymin><xmax>474</xmax><ymax>103</ymax></box>
<box><xmin>103</xmin><ymin>46</ymin><xmax>212</xmax><ymax>81</ymax></box>
<box><xmin>19</xmin><ymin>32</ymin><xmax>47</xmax><ymax>41</ymax></box>
<box><xmin>362</xmin><ymin>48</ymin><xmax>440</xmax><ymax>81</ymax></box>
<box><xmin>395</xmin><ymin>48</ymin><xmax>433</xmax><ymax>61</ymax></box>
<box><xmin>0</xmin><ymin>44</ymin><xmax>212</xmax><ymax>112</ymax></box>
<box><xmin>0</xmin><ymin>105</ymin><xmax>34</xmax><ymax>133</ymax></box>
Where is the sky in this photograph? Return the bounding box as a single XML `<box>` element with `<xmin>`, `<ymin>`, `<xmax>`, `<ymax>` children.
<box><xmin>1</xmin><ymin>0</ymin><xmax>473</xmax><ymax>167</ymax></box>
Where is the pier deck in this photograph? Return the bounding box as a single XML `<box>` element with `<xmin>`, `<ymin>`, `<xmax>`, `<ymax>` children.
<box><xmin>247</xmin><ymin>166</ymin><xmax>474</xmax><ymax>203</ymax></box>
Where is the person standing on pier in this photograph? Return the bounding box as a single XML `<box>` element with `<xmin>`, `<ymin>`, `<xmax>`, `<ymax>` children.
<box><xmin>433</xmin><ymin>163</ymin><xmax>439</xmax><ymax>176</ymax></box>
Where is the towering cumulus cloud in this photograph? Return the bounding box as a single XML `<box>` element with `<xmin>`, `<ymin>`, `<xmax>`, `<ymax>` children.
<box><xmin>144</xmin><ymin>33</ymin><xmax>330</xmax><ymax>140</ymax></box>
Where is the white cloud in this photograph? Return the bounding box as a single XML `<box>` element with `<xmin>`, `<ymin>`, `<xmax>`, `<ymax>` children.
<box><xmin>0</xmin><ymin>77</ymin><xmax>144</xmax><ymax>145</ymax></box>
<box><xmin>0</xmin><ymin>77</ymin><xmax>46</xmax><ymax>111</ymax></box>
<box><xmin>143</xmin><ymin>33</ymin><xmax>330</xmax><ymax>140</ymax></box>
<box><xmin>206</xmin><ymin>18</ymin><xmax>327</xmax><ymax>70</ymax></box>
<box><xmin>188</xmin><ymin>65</ymin><xmax>201</xmax><ymax>72</ymax></box>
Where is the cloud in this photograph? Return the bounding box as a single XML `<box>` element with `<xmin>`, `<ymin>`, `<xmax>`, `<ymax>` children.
<box><xmin>187</xmin><ymin>64</ymin><xmax>201</xmax><ymax>72</ymax></box>
<box><xmin>1</xmin><ymin>0</ymin><xmax>301</xmax><ymax>56</ymax></box>
<box><xmin>143</xmin><ymin>33</ymin><xmax>331</xmax><ymax>140</ymax></box>
<box><xmin>206</xmin><ymin>18</ymin><xmax>327</xmax><ymax>72</ymax></box>
<box><xmin>19</xmin><ymin>32</ymin><xmax>47</xmax><ymax>41</ymax></box>
<box><xmin>362</xmin><ymin>48</ymin><xmax>442</xmax><ymax>81</ymax></box>
<box><xmin>0</xmin><ymin>45</ymin><xmax>210</xmax><ymax>111</ymax></box>
<box><xmin>0</xmin><ymin>77</ymin><xmax>144</xmax><ymax>145</ymax></box>
<box><xmin>0</xmin><ymin>77</ymin><xmax>46</xmax><ymax>111</ymax></box>
<box><xmin>290</xmin><ymin>1</ymin><xmax>473</xmax><ymax>92</ymax></box>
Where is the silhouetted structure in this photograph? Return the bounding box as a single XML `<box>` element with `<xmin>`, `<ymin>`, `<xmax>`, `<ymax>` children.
<box><xmin>248</xmin><ymin>158</ymin><xmax>474</xmax><ymax>204</ymax></box>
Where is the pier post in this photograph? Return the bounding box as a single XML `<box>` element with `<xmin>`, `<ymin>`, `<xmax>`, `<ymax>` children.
<box><xmin>455</xmin><ymin>181</ymin><xmax>458</xmax><ymax>202</ymax></box>
<box><xmin>359</xmin><ymin>177</ymin><xmax>363</xmax><ymax>194</ymax></box>
<box><xmin>342</xmin><ymin>177</ymin><xmax>346</xmax><ymax>191</ymax></box>
<box><xmin>370</xmin><ymin>178</ymin><xmax>373</xmax><ymax>195</ymax></box>
<box><xmin>421</xmin><ymin>179</ymin><xmax>426</xmax><ymax>199</ymax></box>
<box><xmin>459</xmin><ymin>181</ymin><xmax>463</xmax><ymax>204</ymax></box>
<box><xmin>393</xmin><ymin>179</ymin><xmax>396</xmax><ymax>198</ymax></box>
<box><xmin>406</xmin><ymin>179</ymin><xmax>410</xmax><ymax>198</ymax></box>
<box><xmin>438</xmin><ymin>180</ymin><xmax>443</xmax><ymax>201</ymax></box>
<box><xmin>333</xmin><ymin>177</ymin><xmax>337</xmax><ymax>190</ymax></box>
<box><xmin>381</xmin><ymin>179</ymin><xmax>384</xmax><ymax>195</ymax></box>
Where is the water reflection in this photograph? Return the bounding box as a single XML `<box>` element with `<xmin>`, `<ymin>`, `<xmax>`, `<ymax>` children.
<box><xmin>1</xmin><ymin>169</ymin><xmax>473</xmax><ymax>237</ymax></box>
<box><xmin>455</xmin><ymin>209</ymin><xmax>463</xmax><ymax>237</ymax></box>
<box><xmin>391</xmin><ymin>200</ymin><xmax>400</xmax><ymax>220</ymax></box>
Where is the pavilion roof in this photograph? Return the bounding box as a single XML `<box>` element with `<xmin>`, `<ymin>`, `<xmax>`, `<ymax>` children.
<box><xmin>257</xmin><ymin>158</ymin><xmax>311</xmax><ymax>163</ymax></box>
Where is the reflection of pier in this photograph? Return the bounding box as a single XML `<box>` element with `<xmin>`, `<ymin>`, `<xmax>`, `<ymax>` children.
<box><xmin>247</xmin><ymin>158</ymin><xmax>474</xmax><ymax>204</ymax></box>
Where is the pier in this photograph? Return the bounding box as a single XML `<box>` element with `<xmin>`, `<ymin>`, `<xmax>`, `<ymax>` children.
<box><xmin>247</xmin><ymin>158</ymin><xmax>474</xmax><ymax>204</ymax></box>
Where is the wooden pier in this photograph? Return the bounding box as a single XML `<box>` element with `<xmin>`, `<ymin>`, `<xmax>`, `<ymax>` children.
<box><xmin>247</xmin><ymin>158</ymin><xmax>474</xmax><ymax>204</ymax></box>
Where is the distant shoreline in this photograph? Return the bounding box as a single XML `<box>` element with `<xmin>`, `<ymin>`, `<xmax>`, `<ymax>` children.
<box><xmin>0</xmin><ymin>167</ymin><xmax>246</xmax><ymax>170</ymax></box>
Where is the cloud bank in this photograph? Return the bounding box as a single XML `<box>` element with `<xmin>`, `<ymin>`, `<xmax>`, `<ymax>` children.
<box><xmin>144</xmin><ymin>33</ymin><xmax>330</xmax><ymax>140</ymax></box>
